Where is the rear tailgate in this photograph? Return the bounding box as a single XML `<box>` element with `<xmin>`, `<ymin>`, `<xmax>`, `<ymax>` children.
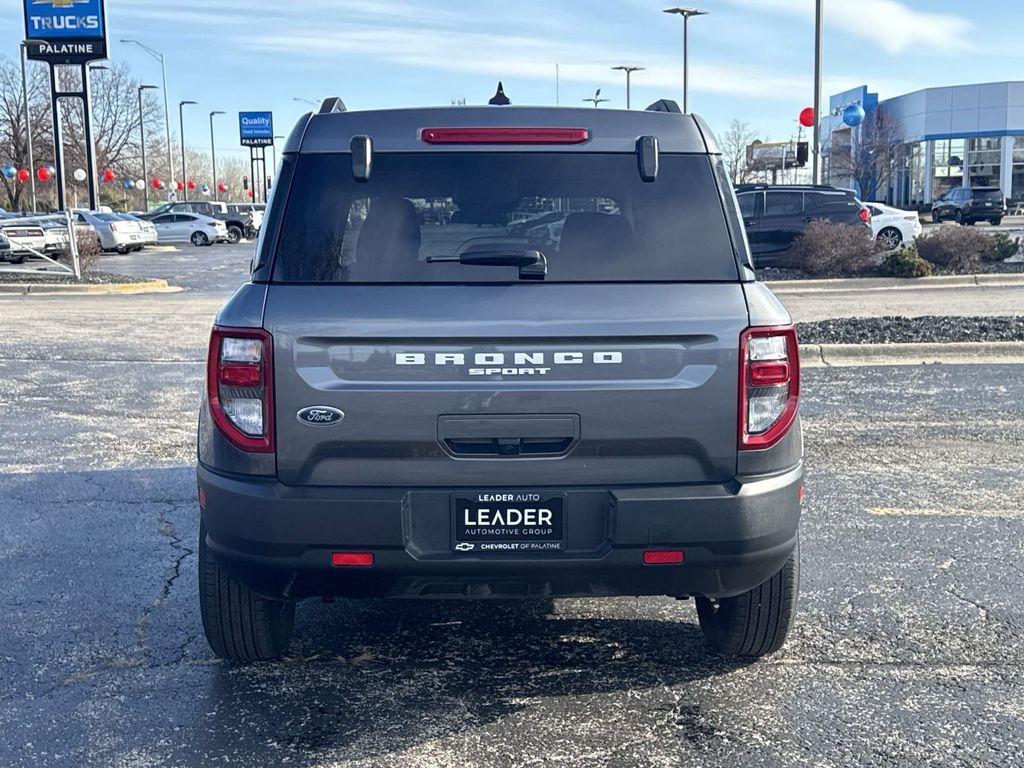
<box><xmin>265</xmin><ymin>283</ymin><xmax>745</xmax><ymax>487</ymax></box>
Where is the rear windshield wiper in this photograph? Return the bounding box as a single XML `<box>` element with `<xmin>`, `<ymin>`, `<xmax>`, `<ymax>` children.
<box><xmin>426</xmin><ymin>248</ymin><xmax>547</xmax><ymax>280</ymax></box>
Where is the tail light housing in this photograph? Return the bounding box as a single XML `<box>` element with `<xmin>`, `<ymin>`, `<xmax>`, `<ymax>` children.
<box><xmin>739</xmin><ymin>326</ymin><xmax>799</xmax><ymax>450</ymax></box>
<box><xmin>858</xmin><ymin>207</ymin><xmax>871</xmax><ymax>224</ymax></box>
<box><xmin>207</xmin><ymin>326</ymin><xmax>275</xmax><ymax>452</ymax></box>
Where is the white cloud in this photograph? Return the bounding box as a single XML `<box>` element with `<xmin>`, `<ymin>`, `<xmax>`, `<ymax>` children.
<box><xmin>716</xmin><ymin>0</ymin><xmax>974</xmax><ymax>54</ymax></box>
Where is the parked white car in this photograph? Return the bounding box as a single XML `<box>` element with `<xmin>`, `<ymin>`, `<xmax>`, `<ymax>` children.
<box><xmin>866</xmin><ymin>203</ymin><xmax>923</xmax><ymax>249</ymax></box>
<box><xmin>118</xmin><ymin>214</ymin><xmax>158</xmax><ymax>246</ymax></box>
<box><xmin>73</xmin><ymin>210</ymin><xmax>146</xmax><ymax>254</ymax></box>
<box><xmin>150</xmin><ymin>212</ymin><xmax>228</xmax><ymax>246</ymax></box>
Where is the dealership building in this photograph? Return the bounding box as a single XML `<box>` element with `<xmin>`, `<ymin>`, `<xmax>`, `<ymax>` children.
<box><xmin>823</xmin><ymin>82</ymin><xmax>1024</xmax><ymax>207</ymax></box>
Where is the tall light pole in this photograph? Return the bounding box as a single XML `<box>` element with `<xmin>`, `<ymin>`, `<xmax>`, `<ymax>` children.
<box><xmin>178</xmin><ymin>100</ymin><xmax>196</xmax><ymax>201</ymax></box>
<box><xmin>121</xmin><ymin>39</ymin><xmax>173</xmax><ymax>199</ymax></box>
<box><xmin>663</xmin><ymin>7</ymin><xmax>708</xmax><ymax>113</ymax></box>
<box><xmin>292</xmin><ymin>97</ymin><xmax>317</xmax><ymax>107</ymax></box>
<box><xmin>19</xmin><ymin>39</ymin><xmax>44</xmax><ymax>212</ymax></box>
<box><xmin>137</xmin><ymin>84</ymin><xmax>157</xmax><ymax>210</ymax></box>
<box><xmin>209</xmin><ymin>110</ymin><xmax>225</xmax><ymax>201</ymax></box>
<box><xmin>812</xmin><ymin>0</ymin><xmax>824</xmax><ymax>184</ymax></box>
<box><xmin>611</xmin><ymin>65</ymin><xmax>645</xmax><ymax>110</ymax></box>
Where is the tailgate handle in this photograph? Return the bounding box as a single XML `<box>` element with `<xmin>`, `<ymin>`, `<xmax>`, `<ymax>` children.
<box><xmin>439</xmin><ymin>415</ymin><xmax>579</xmax><ymax>458</ymax></box>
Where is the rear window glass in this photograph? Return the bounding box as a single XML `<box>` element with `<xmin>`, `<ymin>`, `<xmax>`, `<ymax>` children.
<box><xmin>973</xmin><ymin>189</ymin><xmax>1003</xmax><ymax>201</ymax></box>
<box><xmin>271</xmin><ymin>153</ymin><xmax>738</xmax><ymax>283</ymax></box>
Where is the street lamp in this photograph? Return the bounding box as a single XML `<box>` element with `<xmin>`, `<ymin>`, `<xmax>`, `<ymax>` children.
<box><xmin>663</xmin><ymin>7</ymin><xmax>708</xmax><ymax>113</ymax></box>
<box><xmin>611</xmin><ymin>65</ymin><xmax>645</xmax><ymax>110</ymax></box>
<box><xmin>292</xmin><ymin>97</ymin><xmax>317</xmax><ymax>107</ymax></box>
<box><xmin>137</xmin><ymin>84</ymin><xmax>157</xmax><ymax>209</ymax></box>
<box><xmin>178</xmin><ymin>100</ymin><xmax>197</xmax><ymax>201</ymax></box>
<box><xmin>209</xmin><ymin>110</ymin><xmax>225</xmax><ymax>201</ymax></box>
<box><xmin>18</xmin><ymin>38</ymin><xmax>45</xmax><ymax>212</ymax></box>
<box><xmin>811</xmin><ymin>0</ymin><xmax>824</xmax><ymax>184</ymax></box>
<box><xmin>121</xmin><ymin>39</ymin><xmax>173</xmax><ymax>199</ymax></box>
<box><xmin>583</xmin><ymin>89</ymin><xmax>610</xmax><ymax>108</ymax></box>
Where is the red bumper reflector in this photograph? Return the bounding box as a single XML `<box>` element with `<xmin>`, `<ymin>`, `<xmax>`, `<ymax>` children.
<box><xmin>420</xmin><ymin>127</ymin><xmax>590</xmax><ymax>145</ymax></box>
<box><xmin>643</xmin><ymin>550</ymin><xmax>685</xmax><ymax>565</ymax></box>
<box><xmin>331</xmin><ymin>552</ymin><xmax>374</xmax><ymax>567</ymax></box>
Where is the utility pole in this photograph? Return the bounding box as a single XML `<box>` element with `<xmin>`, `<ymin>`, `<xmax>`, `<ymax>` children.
<box><xmin>612</xmin><ymin>65</ymin><xmax>645</xmax><ymax>109</ymax></box>
<box><xmin>179</xmin><ymin>100</ymin><xmax>196</xmax><ymax>201</ymax></box>
<box><xmin>137</xmin><ymin>84</ymin><xmax>157</xmax><ymax>209</ymax></box>
<box><xmin>663</xmin><ymin>7</ymin><xmax>708</xmax><ymax>113</ymax></box>
<box><xmin>209</xmin><ymin>110</ymin><xmax>225</xmax><ymax>201</ymax></box>
<box><xmin>121</xmin><ymin>40</ymin><xmax>174</xmax><ymax>199</ymax></box>
<box><xmin>812</xmin><ymin>0</ymin><xmax>824</xmax><ymax>184</ymax></box>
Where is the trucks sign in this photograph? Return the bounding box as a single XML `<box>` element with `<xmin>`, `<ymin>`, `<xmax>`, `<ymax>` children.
<box><xmin>239</xmin><ymin>112</ymin><xmax>274</xmax><ymax>147</ymax></box>
<box><xmin>23</xmin><ymin>0</ymin><xmax>108</xmax><ymax>65</ymax></box>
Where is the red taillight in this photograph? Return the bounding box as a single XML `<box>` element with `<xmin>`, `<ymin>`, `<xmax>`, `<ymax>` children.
<box><xmin>420</xmin><ymin>127</ymin><xmax>590</xmax><ymax>145</ymax></box>
<box><xmin>331</xmin><ymin>552</ymin><xmax>374</xmax><ymax>567</ymax></box>
<box><xmin>739</xmin><ymin>325</ymin><xmax>800</xmax><ymax>450</ymax></box>
<box><xmin>858</xmin><ymin>207</ymin><xmax>871</xmax><ymax>223</ymax></box>
<box><xmin>207</xmin><ymin>326</ymin><xmax>275</xmax><ymax>452</ymax></box>
<box><xmin>643</xmin><ymin>550</ymin><xmax>685</xmax><ymax>565</ymax></box>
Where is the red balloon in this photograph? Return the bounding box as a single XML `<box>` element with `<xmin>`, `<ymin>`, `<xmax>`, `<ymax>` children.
<box><xmin>36</xmin><ymin>167</ymin><xmax>52</xmax><ymax>182</ymax></box>
<box><xmin>175</xmin><ymin>180</ymin><xmax>184</xmax><ymax>191</ymax></box>
<box><xmin>17</xmin><ymin>168</ymin><xmax>30</xmax><ymax>183</ymax></box>
<box><xmin>187</xmin><ymin>180</ymin><xmax>196</xmax><ymax>190</ymax></box>
<box><xmin>151</xmin><ymin>177</ymin><xmax>162</xmax><ymax>189</ymax></box>
<box><xmin>102</xmin><ymin>168</ymin><xmax>116</xmax><ymax>182</ymax></box>
<box><xmin>217</xmin><ymin>183</ymin><xmax>227</xmax><ymax>193</ymax></box>
<box><xmin>246</xmin><ymin>189</ymin><xmax>253</xmax><ymax>198</ymax></box>
<box><xmin>799</xmin><ymin>107</ymin><xmax>816</xmax><ymax>128</ymax></box>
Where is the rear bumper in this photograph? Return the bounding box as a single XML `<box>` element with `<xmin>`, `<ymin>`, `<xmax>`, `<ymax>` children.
<box><xmin>198</xmin><ymin>462</ymin><xmax>803</xmax><ymax>601</ymax></box>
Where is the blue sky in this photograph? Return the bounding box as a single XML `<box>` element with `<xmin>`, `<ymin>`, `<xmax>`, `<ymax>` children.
<box><xmin>3</xmin><ymin>0</ymin><xmax>1020</xmax><ymax>163</ymax></box>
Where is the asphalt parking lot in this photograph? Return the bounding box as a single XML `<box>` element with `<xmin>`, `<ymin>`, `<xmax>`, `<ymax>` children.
<box><xmin>1</xmin><ymin>243</ymin><xmax>1023</xmax><ymax>767</ymax></box>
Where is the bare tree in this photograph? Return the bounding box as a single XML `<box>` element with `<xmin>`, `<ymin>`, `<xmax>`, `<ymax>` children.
<box><xmin>827</xmin><ymin>109</ymin><xmax>903</xmax><ymax>202</ymax></box>
<box><xmin>720</xmin><ymin>119</ymin><xmax>759</xmax><ymax>184</ymax></box>
<box><xmin>0</xmin><ymin>56</ymin><xmax>53</xmax><ymax>210</ymax></box>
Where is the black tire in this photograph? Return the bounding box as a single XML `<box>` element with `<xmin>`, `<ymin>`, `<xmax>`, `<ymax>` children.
<box><xmin>116</xmin><ymin>245</ymin><xmax>129</xmax><ymax>254</ymax></box>
<box><xmin>227</xmin><ymin>225</ymin><xmax>243</xmax><ymax>244</ymax></box>
<box><xmin>877</xmin><ymin>227</ymin><xmax>903</xmax><ymax>250</ymax></box>
<box><xmin>993</xmin><ymin>217</ymin><xmax>1003</xmax><ymax>226</ymax></box>
<box><xmin>191</xmin><ymin>231</ymin><xmax>210</xmax><ymax>247</ymax></box>
<box><xmin>954</xmin><ymin>210</ymin><xmax>964</xmax><ymax>225</ymax></box>
<box><xmin>695</xmin><ymin>540</ymin><xmax>799</xmax><ymax>659</ymax></box>
<box><xmin>198</xmin><ymin>523</ymin><xmax>295</xmax><ymax>661</ymax></box>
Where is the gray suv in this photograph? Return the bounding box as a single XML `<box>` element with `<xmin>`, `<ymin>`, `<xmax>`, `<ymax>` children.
<box><xmin>197</xmin><ymin>99</ymin><xmax>804</xmax><ymax>661</ymax></box>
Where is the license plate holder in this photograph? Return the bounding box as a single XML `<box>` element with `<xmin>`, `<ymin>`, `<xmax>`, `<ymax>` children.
<box><xmin>452</xmin><ymin>492</ymin><xmax>566</xmax><ymax>553</ymax></box>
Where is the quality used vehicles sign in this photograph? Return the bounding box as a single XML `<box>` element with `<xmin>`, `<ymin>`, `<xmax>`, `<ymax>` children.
<box><xmin>239</xmin><ymin>112</ymin><xmax>275</xmax><ymax>147</ymax></box>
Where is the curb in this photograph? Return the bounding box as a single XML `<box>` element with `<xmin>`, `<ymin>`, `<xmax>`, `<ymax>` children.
<box><xmin>767</xmin><ymin>273</ymin><xmax>1024</xmax><ymax>293</ymax></box>
<box><xmin>0</xmin><ymin>279</ymin><xmax>181</xmax><ymax>296</ymax></box>
<box><xmin>801</xmin><ymin>341</ymin><xmax>1024</xmax><ymax>368</ymax></box>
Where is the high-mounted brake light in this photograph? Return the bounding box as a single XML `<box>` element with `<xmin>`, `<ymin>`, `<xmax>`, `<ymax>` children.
<box><xmin>207</xmin><ymin>326</ymin><xmax>275</xmax><ymax>452</ymax></box>
<box><xmin>420</xmin><ymin>127</ymin><xmax>590</xmax><ymax>145</ymax></box>
<box><xmin>739</xmin><ymin>325</ymin><xmax>800</xmax><ymax>450</ymax></box>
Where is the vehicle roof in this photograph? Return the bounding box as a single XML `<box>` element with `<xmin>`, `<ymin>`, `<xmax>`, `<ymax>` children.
<box><xmin>734</xmin><ymin>184</ymin><xmax>855</xmax><ymax>194</ymax></box>
<box><xmin>284</xmin><ymin>103</ymin><xmax>719</xmax><ymax>155</ymax></box>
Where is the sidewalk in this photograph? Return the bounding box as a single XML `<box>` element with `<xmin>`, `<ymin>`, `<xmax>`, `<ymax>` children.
<box><xmin>766</xmin><ymin>272</ymin><xmax>1024</xmax><ymax>293</ymax></box>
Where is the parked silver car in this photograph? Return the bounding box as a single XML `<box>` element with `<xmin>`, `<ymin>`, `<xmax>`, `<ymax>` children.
<box><xmin>73</xmin><ymin>210</ymin><xmax>147</xmax><ymax>253</ymax></box>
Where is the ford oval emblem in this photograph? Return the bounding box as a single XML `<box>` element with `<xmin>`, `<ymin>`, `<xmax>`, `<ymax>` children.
<box><xmin>296</xmin><ymin>406</ymin><xmax>345</xmax><ymax>426</ymax></box>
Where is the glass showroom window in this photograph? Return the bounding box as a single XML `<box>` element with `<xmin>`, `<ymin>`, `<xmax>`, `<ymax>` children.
<box><xmin>966</xmin><ymin>137</ymin><xmax>1001</xmax><ymax>187</ymax></box>
<box><xmin>932</xmin><ymin>138</ymin><xmax>964</xmax><ymax>199</ymax></box>
<box><xmin>1011</xmin><ymin>137</ymin><xmax>1024</xmax><ymax>202</ymax></box>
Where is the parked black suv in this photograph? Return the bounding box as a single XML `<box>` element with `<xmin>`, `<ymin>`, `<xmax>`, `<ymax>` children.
<box><xmin>735</xmin><ymin>184</ymin><xmax>870</xmax><ymax>267</ymax></box>
<box><xmin>931</xmin><ymin>186</ymin><xmax>1006</xmax><ymax>225</ymax></box>
<box><xmin>197</xmin><ymin>99</ymin><xmax>803</xmax><ymax>662</ymax></box>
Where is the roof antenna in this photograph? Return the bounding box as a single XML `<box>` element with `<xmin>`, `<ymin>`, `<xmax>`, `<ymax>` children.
<box><xmin>488</xmin><ymin>82</ymin><xmax>511</xmax><ymax>106</ymax></box>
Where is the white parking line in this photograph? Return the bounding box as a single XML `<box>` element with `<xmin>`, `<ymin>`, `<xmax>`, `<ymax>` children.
<box><xmin>866</xmin><ymin>507</ymin><xmax>1024</xmax><ymax>519</ymax></box>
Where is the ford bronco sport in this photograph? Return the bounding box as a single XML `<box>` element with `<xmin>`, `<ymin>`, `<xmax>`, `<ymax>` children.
<box><xmin>197</xmin><ymin>98</ymin><xmax>803</xmax><ymax>662</ymax></box>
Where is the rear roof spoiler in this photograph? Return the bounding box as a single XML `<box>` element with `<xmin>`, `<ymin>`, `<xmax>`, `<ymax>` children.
<box><xmin>645</xmin><ymin>99</ymin><xmax>682</xmax><ymax>114</ymax></box>
<box><xmin>319</xmin><ymin>97</ymin><xmax>347</xmax><ymax>115</ymax></box>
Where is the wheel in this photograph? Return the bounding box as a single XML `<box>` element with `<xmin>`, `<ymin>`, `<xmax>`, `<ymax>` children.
<box><xmin>877</xmin><ymin>227</ymin><xmax>903</xmax><ymax>250</ymax></box>
<box><xmin>226</xmin><ymin>225</ymin><xmax>243</xmax><ymax>244</ymax></box>
<box><xmin>696</xmin><ymin>540</ymin><xmax>799</xmax><ymax>658</ymax></box>
<box><xmin>954</xmin><ymin>210</ymin><xmax>964</xmax><ymax>225</ymax></box>
<box><xmin>191</xmin><ymin>231</ymin><xmax>210</xmax><ymax>247</ymax></box>
<box><xmin>198</xmin><ymin>522</ymin><xmax>295</xmax><ymax>661</ymax></box>
<box><xmin>116</xmin><ymin>245</ymin><xmax>129</xmax><ymax>254</ymax></box>
<box><xmin>993</xmin><ymin>217</ymin><xmax>1003</xmax><ymax>226</ymax></box>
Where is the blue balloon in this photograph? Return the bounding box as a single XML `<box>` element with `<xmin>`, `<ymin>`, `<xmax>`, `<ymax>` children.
<box><xmin>200</xmin><ymin>183</ymin><xmax>209</xmax><ymax>193</ymax></box>
<box><xmin>1</xmin><ymin>164</ymin><xmax>16</xmax><ymax>180</ymax></box>
<box><xmin>124</xmin><ymin>179</ymin><xmax>135</xmax><ymax>189</ymax></box>
<box><xmin>843</xmin><ymin>103</ymin><xmax>866</xmax><ymax>127</ymax></box>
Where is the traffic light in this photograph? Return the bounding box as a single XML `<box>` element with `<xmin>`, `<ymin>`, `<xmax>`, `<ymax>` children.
<box><xmin>242</xmin><ymin>175</ymin><xmax>249</xmax><ymax>191</ymax></box>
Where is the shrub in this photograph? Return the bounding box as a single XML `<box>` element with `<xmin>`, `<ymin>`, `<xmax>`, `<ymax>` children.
<box><xmin>914</xmin><ymin>226</ymin><xmax>991</xmax><ymax>273</ymax></box>
<box><xmin>55</xmin><ymin>230</ymin><xmax>102</xmax><ymax>273</ymax></box>
<box><xmin>879</xmin><ymin>247</ymin><xmax>933</xmax><ymax>278</ymax></box>
<box><xmin>986</xmin><ymin>232</ymin><xmax>1020</xmax><ymax>262</ymax></box>
<box><xmin>785</xmin><ymin>219</ymin><xmax>880</xmax><ymax>277</ymax></box>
